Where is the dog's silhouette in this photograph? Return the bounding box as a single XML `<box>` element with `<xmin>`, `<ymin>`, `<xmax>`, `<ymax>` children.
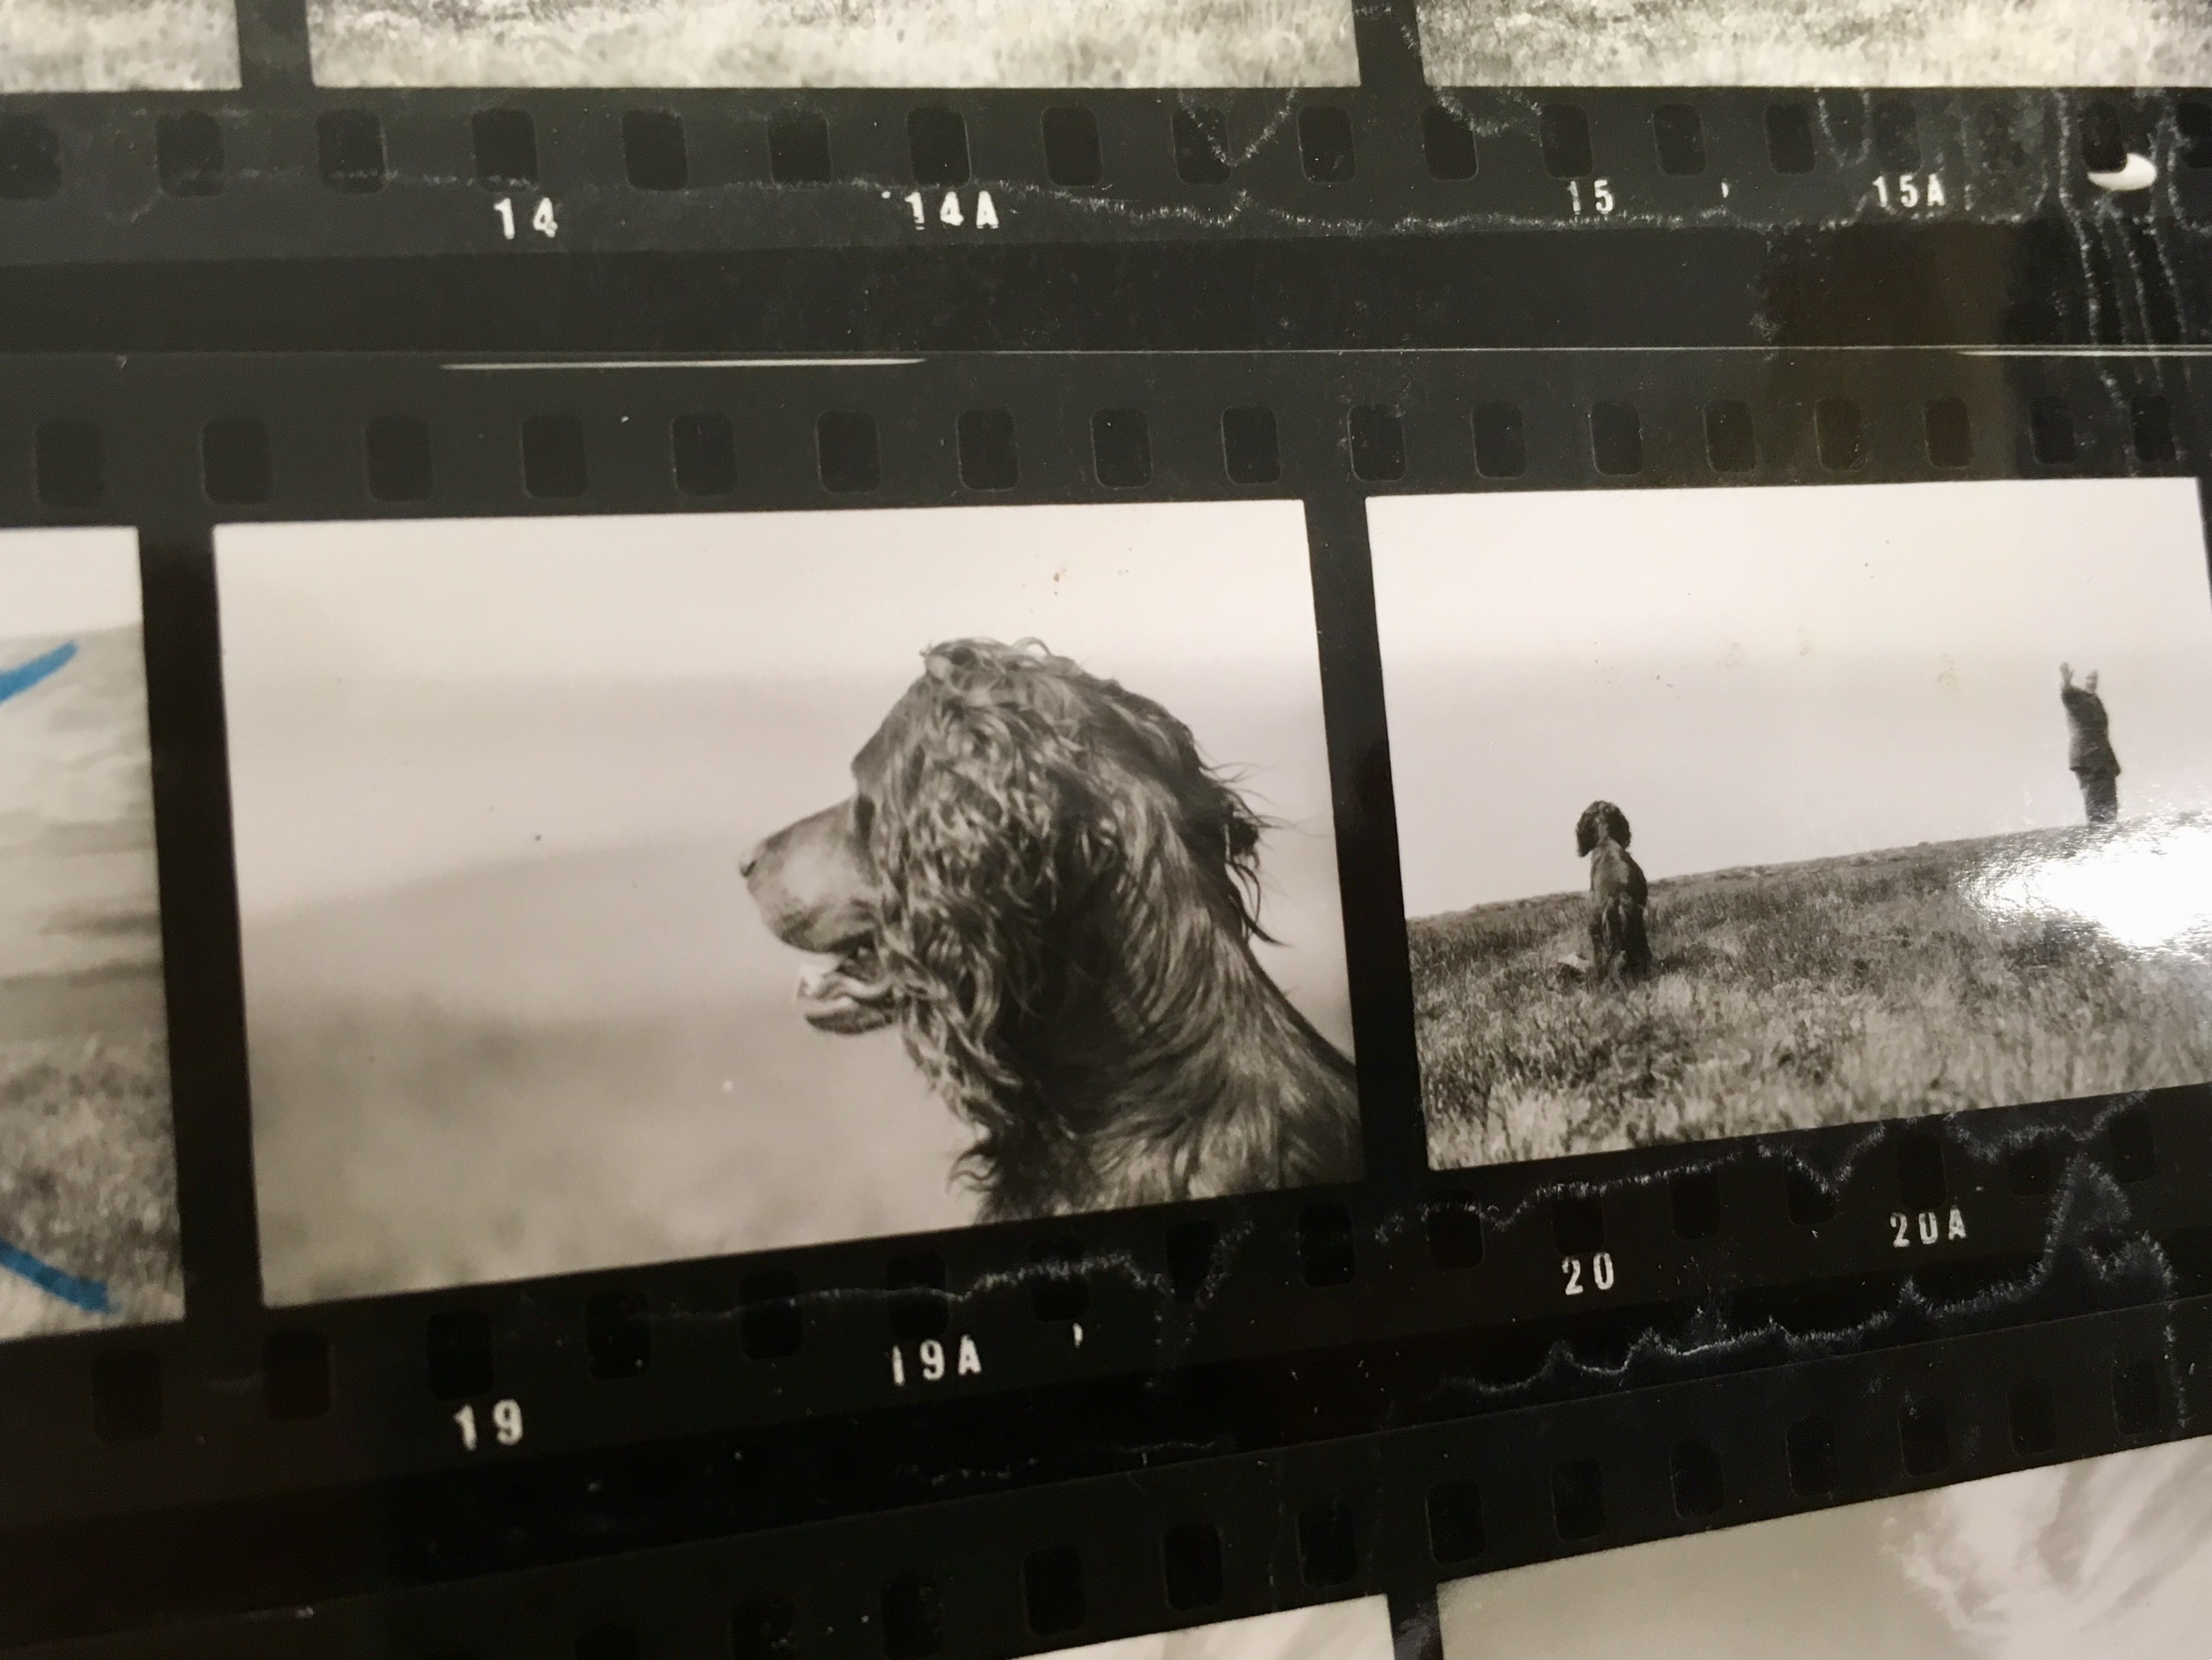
<box><xmin>1576</xmin><ymin>800</ymin><xmax>1651</xmax><ymax>985</ymax></box>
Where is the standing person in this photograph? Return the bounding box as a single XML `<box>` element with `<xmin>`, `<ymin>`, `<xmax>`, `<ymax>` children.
<box><xmin>2060</xmin><ymin>662</ymin><xmax>2121</xmax><ymax>825</ymax></box>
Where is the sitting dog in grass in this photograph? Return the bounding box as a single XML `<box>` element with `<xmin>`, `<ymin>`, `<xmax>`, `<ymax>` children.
<box><xmin>1575</xmin><ymin>800</ymin><xmax>1651</xmax><ymax>986</ymax></box>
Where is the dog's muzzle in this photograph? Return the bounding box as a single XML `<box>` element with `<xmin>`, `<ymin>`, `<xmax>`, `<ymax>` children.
<box><xmin>796</xmin><ymin>940</ymin><xmax>898</xmax><ymax>1034</ymax></box>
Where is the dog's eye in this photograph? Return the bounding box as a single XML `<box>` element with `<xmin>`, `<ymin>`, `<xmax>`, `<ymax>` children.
<box><xmin>851</xmin><ymin>795</ymin><xmax>875</xmax><ymax>839</ymax></box>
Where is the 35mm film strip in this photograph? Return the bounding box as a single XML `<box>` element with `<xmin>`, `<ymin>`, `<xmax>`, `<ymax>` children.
<box><xmin>0</xmin><ymin>349</ymin><xmax>2205</xmax><ymax>1655</ymax></box>
<box><xmin>4</xmin><ymin>0</ymin><xmax>2211</xmax><ymax>265</ymax></box>
<box><xmin>18</xmin><ymin>1302</ymin><xmax>2211</xmax><ymax>1655</ymax></box>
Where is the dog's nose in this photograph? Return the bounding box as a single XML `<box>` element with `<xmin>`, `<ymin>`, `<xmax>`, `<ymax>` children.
<box><xmin>738</xmin><ymin>845</ymin><xmax>760</xmax><ymax>879</ymax></box>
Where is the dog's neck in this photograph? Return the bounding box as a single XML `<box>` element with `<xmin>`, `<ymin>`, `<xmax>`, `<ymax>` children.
<box><xmin>963</xmin><ymin>866</ymin><xmax>1359</xmax><ymax>1222</ymax></box>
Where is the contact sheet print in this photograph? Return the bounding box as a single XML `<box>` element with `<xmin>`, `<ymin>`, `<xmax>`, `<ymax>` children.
<box><xmin>5</xmin><ymin>0</ymin><xmax>2212</xmax><ymax>1654</ymax></box>
<box><xmin>0</xmin><ymin>531</ymin><xmax>176</xmax><ymax>1341</ymax></box>
<box><xmin>0</xmin><ymin>342</ymin><xmax>2202</xmax><ymax>1658</ymax></box>
<box><xmin>1431</xmin><ymin>1434</ymin><xmax>2212</xmax><ymax>1658</ymax></box>
<box><xmin>0</xmin><ymin>0</ymin><xmax>240</xmax><ymax>93</ymax></box>
<box><xmin>303</xmin><ymin>0</ymin><xmax>1358</xmax><ymax>88</ymax></box>
<box><xmin>1411</xmin><ymin>0</ymin><xmax>2212</xmax><ymax>87</ymax></box>
<box><xmin>218</xmin><ymin>503</ymin><xmax>1354</xmax><ymax>1299</ymax></box>
<box><xmin>1372</xmin><ymin>479</ymin><xmax>2212</xmax><ymax>1168</ymax></box>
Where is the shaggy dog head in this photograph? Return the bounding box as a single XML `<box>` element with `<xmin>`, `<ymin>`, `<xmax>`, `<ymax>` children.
<box><xmin>742</xmin><ymin>637</ymin><xmax>1278</xmax><ymax>1155</ymax></box>
<box><xmin>1576</xmin><ymin>799</ymin><xmax>1633</xmax><ymax>857</ymax></box>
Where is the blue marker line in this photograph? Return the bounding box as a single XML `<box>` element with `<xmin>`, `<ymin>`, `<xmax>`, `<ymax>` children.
<box><xmin>0</xmin><ymin>638</ymin><xmax>103</xmax><ymax>1315</ymax></box>
<box><xmin>0</xmin><ymin>641</ymin><xmax>76</xmax><ymax>709</ymax></box>
<box><xmin>0</xmin><ymin>1242</ymin><xmax>110</xmax><ymax>1315</ymax></box>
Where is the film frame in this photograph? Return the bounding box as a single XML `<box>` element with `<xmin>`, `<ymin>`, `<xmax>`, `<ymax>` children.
<box><xmin>13</xmin><ymin>1298</ymin><xmax>2208</xmax><ymax>1654</ymax></box>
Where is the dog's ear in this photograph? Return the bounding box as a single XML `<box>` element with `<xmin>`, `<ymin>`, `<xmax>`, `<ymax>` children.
<box><xmin>1091</xmin><ymin>677</ymin><xmax>1269</xmax><ymax>940</ymax></box>
<box><xmin>2060</xmin><ymin>661</ymin><xmax>2074</xmax><ymax>689</ymax></box>
<box><xmin>867</xmin><ymin>642</ymin><xmax>1091</xmax><ymax>1127</ymax></box>
<box><xmin>2085</xmin><ymin>669</ymin><xmax>2099</xmax><ymax>693</ymax></box>
<box><xmin>1577</xmin><ymin>801</ymin><xmax>1611</xmax><ymax>856</ymax></box>
<box><xmin>867</xmin><ymin>640</ymin><xmax>1274</xmax><ymax>1127</ymax></box>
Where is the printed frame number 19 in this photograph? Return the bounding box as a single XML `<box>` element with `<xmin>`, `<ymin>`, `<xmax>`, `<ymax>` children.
<box><xmin>455</xmin><ymin>1399</ymin><xmax>525</xmax><ymax>1450</ymax></box>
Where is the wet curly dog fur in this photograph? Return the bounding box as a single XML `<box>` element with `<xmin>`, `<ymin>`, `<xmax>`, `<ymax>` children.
<box><xmin>743</xmin><ymin>638</ymin><xmax>1360</xmax><ymax>1220</ymax></box>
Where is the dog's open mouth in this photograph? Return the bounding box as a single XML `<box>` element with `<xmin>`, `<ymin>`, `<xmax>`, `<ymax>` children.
<box><xmin>796</xmin><ymin>939</ymin><xmax>898</xmax><ymax>1034</ymax></box>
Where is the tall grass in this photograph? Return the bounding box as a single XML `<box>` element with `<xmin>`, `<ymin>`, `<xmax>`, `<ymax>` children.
<box><xmin>0</xmin><ymin>1026</ymin><xmax>180</xmax><ymax>1336</ymax></box>
<box><xmin>308</xmin><ymin>0</ymin><xmax>1355</xmax><ymax>87</ymax></box>
<box><xmin>1414</xmin><ymin>828</ymin><xmax>2212</xmax><ymax>1170</ymax></box>
<box><xmin>1417</xmin><ymin>0</ymin><xmax>2210</xmax><ymax>87</ymax></box>
<box><xmin>1</xmin><ymin>0</ymin><xmax>238</xmax><ymax>92</ymax></box>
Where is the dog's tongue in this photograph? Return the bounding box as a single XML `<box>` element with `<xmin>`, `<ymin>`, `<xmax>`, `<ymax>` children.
<box><xmin>796</xmin><ymin>963</ymin><xmax>857</xmax><ymax>1004</ymax></box>
<box><xmin>796</xmin><ymin>948</ymin><xmax>895</xmax><ymax>1033</ymax></box>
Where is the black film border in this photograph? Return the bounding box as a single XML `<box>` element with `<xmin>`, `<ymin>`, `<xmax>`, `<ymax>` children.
<box><xmin>0</xmin><ymin>347</ymin><xmax>2202</xmax><ymax>1560</ymax></box>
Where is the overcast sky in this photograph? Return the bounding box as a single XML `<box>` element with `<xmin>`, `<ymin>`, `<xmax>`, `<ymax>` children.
<box><xmin>215</xmin><ymin>502</ymin><xmax>1337</xmax><ymax>916</ymax></box>
<box><xmin>1371</xmin><ymin>478</ymin><xmax>2212</xmax><ymax>916</ymax></box>
<box><xmin>0</xmin><ymin>528</ymin><xmax>142</xmax><ymax>638</ymax></box>
<box><xmin>220</xmin><ymin>502</ymin><xmax>1316</xmax><ymax>690</ymax></box>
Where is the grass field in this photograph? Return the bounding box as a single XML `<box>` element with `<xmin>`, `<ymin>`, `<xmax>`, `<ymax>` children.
<box><xmin>1</xmin><ymin>0</ymin><xmax>238</xmax><ymax>91</ymax></box>
<box><xmin>1411</xmin><ymin>824</ymin><xmax>2212</xmax><ymax>1170</ymax></box>
<box><xmin>0</xmin><ymin>623</ymin><xmax>179</xmax><ymax>1336</ymax></box>
<box><xmin>0</xmin><ymin>970</ymin><xmax>179</xmax><ymax>1338</ymax></box>
<box><xmin>1416</xmin><ymin>0</ymin><xmax>2211</xmax><ymax>87</ymax></box>
<box><xmin>307</xmin><ymin>0</ymin><xmax>1355</xmax><ymax>87</ymax></box>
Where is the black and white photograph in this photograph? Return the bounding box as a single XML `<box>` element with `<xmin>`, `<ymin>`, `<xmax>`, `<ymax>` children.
<box><xmin>1415</xmin><ymin>0</ymin><xmax>2209</xmax><ymax>85</ymax></box>
<box><xmin>305</xmin><ymin>0</ymin><xmax>1355</xmax><ymax>88</ymax></box>
<box><xmin>217</xmin><ymin>502</ymin><xmax>1357</xmax><ymax>1305</ymax></box>
<box><xmin>1437</xmin><ymin>1432</ymin><xmax>2212</xmax><ymax>1659</ymax></box>
<box><xmin>1369</xmin><ymin>477</ymin><xmax>2212</xmax><ymax>1171</ymax></box>
<box><xmin>1</xmin><ymin>0</ymin><xmax>240</xmax><ymax>91</ymax></box>
<box><xmin>1049</xmin><ymin>1598</ymin><xmax>1393</xmax><ymax>1660</ymax></box>
<box><xmin>0</xmin><ymin>529</ymin><xmax>180</xmax><ymax>1341</ymax></box>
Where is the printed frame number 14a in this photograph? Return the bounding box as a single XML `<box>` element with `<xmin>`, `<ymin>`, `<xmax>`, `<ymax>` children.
<box><xmin>902</xmin><ymin>190</ymin><xmax>1001</xmax><ymax>229</ymax></box>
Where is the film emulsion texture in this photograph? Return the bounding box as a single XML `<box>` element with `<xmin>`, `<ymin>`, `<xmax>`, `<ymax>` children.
<box><xmin>1370</xmin><ymin>478</ymin><xmax>2212</xmax><ymax>1172</ymax></box>
<box><xmin>0</xmin><ymin>531</ymin><xmax>179</xmax><ymax>1339</ymax></box>
<box><xmin>1414</xmin><ymin>0</ymin><xmax>2211</xmax><ymax>84</ymax></box>
<box><xmin>0</xmin><ymin>0</ymin><xmax>239</xmax><ymax>91</ymax></box>
<box><xmin>1049</xmin><ymin>1599</ymin><xmax>1394</xmax><ymax>1660</ymax></box>
<box><xmin>305</xmin><ymin>0</ymin><xmax>1355</xmax><ymax>88</ymax></box>
<box><xmin>216</xmin><ymin>503</ymin><xmax>1356</xmax><ymax>1304</ymax></box>
<box><xmin>1438</xmin><ymin>1433</ymin><xmax>2212</xmax><ymax>1659</ymax></box>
